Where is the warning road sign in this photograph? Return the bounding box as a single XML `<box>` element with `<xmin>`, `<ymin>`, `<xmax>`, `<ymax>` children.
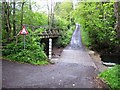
<box><xmin>19</xmin><ymin>26</ymin><xmax>28</xmax><ymax>50</ymax></box>
<box><xmin>20</xmin><ymin>26</ymin><xmax>28</xmax><ymax>35</ymax></box>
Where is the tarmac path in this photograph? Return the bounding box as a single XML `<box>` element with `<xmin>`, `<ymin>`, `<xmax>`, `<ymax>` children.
<box><xmin>2</xmin><ymin>24</ymin><xmax>106</xmax><ymax>88</ymax></box>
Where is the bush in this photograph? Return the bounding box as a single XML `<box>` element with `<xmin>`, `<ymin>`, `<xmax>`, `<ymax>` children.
<box><xmin>55</xmin><ymin>28</ymin><xmax>74</xmax><ymax>47</ymax></box>
<box><xmin>81</xmin><ymin>26</ymin><xmax>91</xmax><ymax>47</ymax></box>
<box><xmin>2</xmin><ymin>34</ymin><xmax>48</xmax><ymax>65</ymax></box>
<box><xmin>3</xmin><ymin>42</ymin><xmax>48</xmax><ymax>65</ymax></box>
<box><xmin>2</xmin><ymin>21</ymin><xmax>50</xmax><ymax>65</ymax></box>
<box><xmin>99</xmin><ymin>65</ymin><xmax>120</xmax><ymax>89</ymax></box>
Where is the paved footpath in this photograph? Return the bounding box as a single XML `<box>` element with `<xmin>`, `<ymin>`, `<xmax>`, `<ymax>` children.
<box><xmin>2</xmin><ymin>56</ymin><xmax>97</xmax><ymax>88</ymax></box>
<box><xmin>2</xmin><ymin>24</ymin><xmax>107</xmax><ymax>88</ymax></box>
<box><xmin>2</xmin><ymin>47</ymin><xmax>106</xmax><ymax>88</ymax></box>
<box><xmin>2</xmin><ymin>48</ymin><xmax>105</xmax><ymax>88</ymax></box>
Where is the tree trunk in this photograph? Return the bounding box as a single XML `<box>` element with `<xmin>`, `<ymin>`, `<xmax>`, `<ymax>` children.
<box><xmin>114</xmin><ymin>1</ymin><xmax>120</xmax><ymax>37</ymax></box>
<box><xmin>2</xmin><ymin>2</ymin><xmax>5</xmax><ymax>31</ymax></box>
<box><xmin>13</xmin><ymin>0</ymin><xmax>16</xmax><ymax>36</ymax></box>
<box><xmin>2</xmin><ymin>1</ymin><xmax>6</xmax><ymax>43</ymax></box>
<box><xmin>6</xmin><ymin>2</ymin><xmax>11</xmax><ymax>33</ymax></box>
<box><xmin>29</xmin><ymin>0</ymin><xmax>32</xmax><ymax>10</ymax></box>
<box><xmin>21</xmin><ymin>2</ymin><xmax>25</xmax><ymax>29</ymax></box>
<box><xmin>2</xmin><ymin>1</ymin><xmax>11</xmax><ymax>42</ymax></box>
<box><xmin>47</xmin><ymin>2</ymin><xmax>50</xmax><ymax>27</ymax></box>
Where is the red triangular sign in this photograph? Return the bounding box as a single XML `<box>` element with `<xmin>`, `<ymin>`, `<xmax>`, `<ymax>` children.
<box><xmin>20</xmin><ymin>26</ymin><xmax>28</xmax><ymax>35</ymax></box>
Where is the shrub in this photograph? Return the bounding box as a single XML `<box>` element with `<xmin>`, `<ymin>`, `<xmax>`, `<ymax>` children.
<box><xmin>2</xmin><ymin>25</ymin><xmax>49</xmax><ymax>65</ymax></box>
<box><xmin>55</xmin><ymin>28</ymin><xmax>74</xmax><ymax>47</ymax></box>
<box><xmin>6</xmin><ymin>49</ymin><xmax>48</xmax><ymax>65</ymax></box>
<box><xmin>2</xmin><ymin>35</ymin><xmax>48</xmax><ymax>65</ymax></box>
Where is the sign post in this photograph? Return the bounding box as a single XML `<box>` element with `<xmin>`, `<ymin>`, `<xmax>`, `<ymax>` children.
<box><xmin>19</xmin><ymin>26</ymin><xmax>28</xmax><ymax>50</ymax></box>
<box><xmin>23</xmin><ymin>35</ymin><xmax>26</xmax><ymax>50</ymax></box>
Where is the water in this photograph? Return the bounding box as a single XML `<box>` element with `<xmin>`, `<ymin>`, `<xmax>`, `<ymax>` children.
<box><xmin>101</xmin><ymin>54</ymin><xmax>120</xmax><ymax>64</ymax></box>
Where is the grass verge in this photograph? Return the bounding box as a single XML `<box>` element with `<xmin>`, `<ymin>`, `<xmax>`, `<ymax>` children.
<box><xmin>99</xmin><ymin>65</ymin><xmax>120</xmax><ymax>89</ymax></box>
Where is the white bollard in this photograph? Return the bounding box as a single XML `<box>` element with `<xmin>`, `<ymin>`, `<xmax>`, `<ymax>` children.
<box><xmin>49</xmin><ymin>38</ymin><xmax>52</xmax><ymax>59</ymax></box>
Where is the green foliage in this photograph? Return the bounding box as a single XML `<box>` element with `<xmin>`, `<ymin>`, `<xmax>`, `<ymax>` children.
<box><xmin>3</xmin><ymin>43</ymin><xmax>23</xmax><ymax>56</ymax></box>
<box><xmin>72</xmin><ymin>2</ymin><xmax>119</xmax><ymax>52</ymax></box>
<box><xmin>2</xmin><ymin>1</ymin><xmax>49</xmax><ymax>65</ymax></box>
<box><xmin>99</xmin><ymin>65</ymin><xmax>120</xmax><ymax>89</ymax></box>
<box><xmin>55</xmin><ymin>1</ymin><xmax>73</xmax><ymax>20</ymax></box>
<box><xmin>56</xmin><ymin>28</ymin><xmax>74</xmax><ymax>47</ymax></box>
<box><xmin>2</xmin><ymin>2</ymin><xmax>48</xmax><ymax>41</ymax></box>
<box><xmin>3</xmin><ymin>28</ymin><xmax>48</xmax><ymax>65</ymax></box>
<box><xmin>81</xmin><ymin>26</ymin><xmax>91</xmax><ymax>47</ymax></box>
<box><xmin>55</xmin><ymin>16</ymin><xmax>70</xmax><ymax>30</ymax></box>
<box><xmin>23</xmin><ymin>8</ymin><xmax>48</xmax><ymax>26</ymax></box>
<box><xmin>3</xmin><ymin>41</ymin><xmax>48</xmax><ymax>65</ymax></box>
<box><xmin>54</xmin><ymin>1</ymin><xmax>75</xmax><ymax>47</ymax></box>
<box><xmin>6</xmin><ymin>49</ymin><xmax>48</xmax><ymax>65</ymax></box>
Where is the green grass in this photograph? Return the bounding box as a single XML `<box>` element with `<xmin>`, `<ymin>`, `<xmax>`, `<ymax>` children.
<box><xmin>99</xmin><ymin>65</ymin><xmax>120</xmax><ymax>89</ymax></box>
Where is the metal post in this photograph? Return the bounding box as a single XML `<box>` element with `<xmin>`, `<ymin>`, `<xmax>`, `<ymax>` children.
<box><xmin>49</xmin><ymin>38</ymin><xmax>52</xmax><ymax>59</ymax></box>
<box><xmin>24</xmin><ymin>35</ymin><xmax>26</xmax><ymax>50</ymax></box>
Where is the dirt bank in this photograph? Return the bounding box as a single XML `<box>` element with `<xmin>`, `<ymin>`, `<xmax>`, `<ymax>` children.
<box><xmin>87</xmin><ymin>49</ymin><xmax>108</xmax><ymax>73</ymax></box>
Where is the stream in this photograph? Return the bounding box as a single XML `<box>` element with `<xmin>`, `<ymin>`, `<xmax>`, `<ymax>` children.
<box><xmin>101</xmin><ymin>54</ymin><xmax>120</xmax><ymax>65</ymax></box>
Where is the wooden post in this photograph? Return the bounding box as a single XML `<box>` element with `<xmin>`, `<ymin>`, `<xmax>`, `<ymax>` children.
<box><xmin>49</xmin><ymin>38</ymin><xmax>52</xmax><ymax>59</ymax></box>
